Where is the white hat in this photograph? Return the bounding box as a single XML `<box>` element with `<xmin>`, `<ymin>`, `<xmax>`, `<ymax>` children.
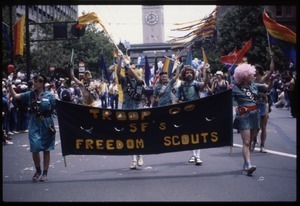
<box><xmin>45</xmin><ymin>83</ymin><xmax>51</xmax><ymax>87</ymax></box>
<box><xmin>216</xmin><ymin>71</ymin><xmax>223</xmax><ymax>76</ymax></box>
<box><xmin>15</xmin><ymin>79</ymin><xmax>21</xmax><ymax>84</ymax></box>
<box><xmin>20</xmin><ymin>85</ymin><xmax>28</xmax><ymax>90</ymax></box>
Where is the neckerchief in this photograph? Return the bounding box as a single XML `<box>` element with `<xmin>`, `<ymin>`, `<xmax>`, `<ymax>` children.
<box><xmin>238</xmin><ymin>85</ymin><xmax>257</xmax><ymax>103</ymax></box>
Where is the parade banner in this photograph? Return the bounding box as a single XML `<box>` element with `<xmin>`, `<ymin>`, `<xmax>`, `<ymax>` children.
<box><xmin>56</xmin><ymin>89</ymin><xmax>233</xmax><ymax>156</ymax></box>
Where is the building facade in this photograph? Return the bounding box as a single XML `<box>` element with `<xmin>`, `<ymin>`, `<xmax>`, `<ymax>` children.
<box><xmin>16</xmin><ymin>5</ymin><xmax>78</xmax><ymax>22</ymax></box>
<box><xmin>142</xmin><ymin>5</ymin><xmax>165</xmax><ymax>44</ymax></box>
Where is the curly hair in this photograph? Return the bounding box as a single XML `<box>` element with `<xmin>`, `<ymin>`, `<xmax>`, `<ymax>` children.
<box><xmin>233</xmin><ymin>63</ymin><xmax>256</xmax><ymax>85</ymax></box>
<box><xmin>180</xmin><ymin>65</ymin><xmax>195</xmax><ymax>81</ymax></box>
<box><xmin>254</xmin><ymin>64</ymin><xmax>264</xmax><ymax>76</ymax></box>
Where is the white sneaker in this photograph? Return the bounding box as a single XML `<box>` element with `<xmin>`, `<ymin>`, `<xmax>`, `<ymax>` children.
<box><xmin>130</xmin><ymin>161</ymin><xmax>137</xmax><ymax>169</ymax></box>
<box><xmin>195</xmin><ymin>158</ymin><xmax>203</xmax><ymax>166</ymax></box>
<box><xmin>137</xmin><ymin>155</ymin><xmax>144</xmax><ymax>166</ymax></box>
<box><xmin>188</xmin><ymin>156</ymin><xmax>195</xmax><ymax>163</ymax></box>
<box><xmin>5</xmin><ymin>140</ymin><xmax>13</xmax><ymax>145</ymax></box>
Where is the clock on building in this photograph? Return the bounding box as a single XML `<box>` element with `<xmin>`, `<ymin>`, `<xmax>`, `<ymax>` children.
<box><xmin>146</xmin><ymin>13</ymin><xmax>159</xmax><ymax>25</ymax></box>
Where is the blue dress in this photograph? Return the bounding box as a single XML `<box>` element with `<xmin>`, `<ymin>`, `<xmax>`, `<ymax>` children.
<box><xmin>232</xmin><ymin>83</ymin><xmax>267</xmax><ymax>130</ymax></box>
<box><xmin>20</xmin><ymin>91</ymin><xmax>56</xmax><ymax>152</ymax></box>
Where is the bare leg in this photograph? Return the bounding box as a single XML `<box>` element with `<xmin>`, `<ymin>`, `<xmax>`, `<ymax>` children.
<box><xmin>32</xmin><ymin>152</ymin><xmax>41</xmax><ymax>182</ymax></box>
<box><xmin>43</xmin><ymin>151</ymin><xmax>50</xmax><ymax>171</ymax></box>
<box><xmin>260</xmin><ymin>105</ymin><xmax>269</xmax><ymax>150</ymax></box>
<box><xmin>32</xmin><ymin>152</ymin><xmax>41</xmax><ymax>168</ymax></box>
<box><xmin>240</xmin><ymin>130</ymin><xmax>251</xmax><ymax>163</ymax></box>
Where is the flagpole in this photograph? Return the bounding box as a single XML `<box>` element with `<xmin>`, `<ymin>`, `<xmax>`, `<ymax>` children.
<box><xmin>266</xmin><ymin>30</ymin><xmax>272</xmax><ymax>55</ymax></box>
<box><xmin>101</xmin><ymin>49</ymin><xmax>104</xmax><ymax>82</ymax></box>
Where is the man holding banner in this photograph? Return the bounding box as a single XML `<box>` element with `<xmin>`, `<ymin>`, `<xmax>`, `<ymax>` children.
<box><xmin>116</xmin><ymin>55</ymin><xmax>145</xmax><ymax>169</ymax></box>
<box><xmin>173</xmin><ymin>64</ymin><xmax>208</xmax><ymax>166</ymax></box>
<box><xmin>150</xmin><ymin>62</ymin><xmax>182</xmax><ymax>107</ymax></box>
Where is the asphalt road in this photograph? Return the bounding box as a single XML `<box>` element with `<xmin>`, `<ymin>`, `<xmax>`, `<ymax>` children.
<box><xmin>2</xmin><ymin>106</ymin><xmax>297</xmax><ymax>202</ymax></box>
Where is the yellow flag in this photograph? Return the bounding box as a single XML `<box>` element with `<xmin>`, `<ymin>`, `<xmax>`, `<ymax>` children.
<box><xmin>13</xmin><ymin>15</ymin><xmax>25</xmax><ymax>56</ymax></box>
<box><xmin>114</xmin><ymin>65</ymin><xmax>124</xmax><ymax>103</ymax></box>
<box><xmin>78</xmin><ymin>12</ymin><xmax>108</xmax><ymax>33</ymax></box>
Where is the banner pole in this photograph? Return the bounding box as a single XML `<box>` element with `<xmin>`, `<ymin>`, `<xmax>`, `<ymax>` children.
<box><xmin>63</xmin><ymin>156</ymin><xmax>67</xmax><ymax>167</ymax></box>
<box><xmin>70</xmin><ymin>48</ymin><xmax>74</xmax><ymax>67</ymax></box>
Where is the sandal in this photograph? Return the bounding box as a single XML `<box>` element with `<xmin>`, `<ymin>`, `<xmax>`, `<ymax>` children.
<box><xmin>32</xmin><ymin>172</ymin><xmax>41</xmax><ymax>182</ymax></box>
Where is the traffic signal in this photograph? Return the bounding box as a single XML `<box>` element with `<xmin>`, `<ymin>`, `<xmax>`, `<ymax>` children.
<box><xmin>53</xmin><ymin>22</ymin><xmax>68</xmax><ymax>39</ymax></box>
<box><xmin>71</xmin><ymin>23</ymin><xmax>85</xmax><ymax>38</ymax></box>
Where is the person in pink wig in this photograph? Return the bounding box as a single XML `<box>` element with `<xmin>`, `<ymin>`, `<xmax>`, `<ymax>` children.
<box><xmin>232</xmin><ymin>63</ymin><xmax>274</xmax><ymax>176</ymax></box>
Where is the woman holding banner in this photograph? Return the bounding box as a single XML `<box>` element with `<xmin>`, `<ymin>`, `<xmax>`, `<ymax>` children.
<box><xmin>232</xmin><ymin>63</ymin><xmax>274</xmax><ymax>176</ymax></box>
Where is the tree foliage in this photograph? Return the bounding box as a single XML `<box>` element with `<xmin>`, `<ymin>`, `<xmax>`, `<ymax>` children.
<box><xmin>216</xmin><ymin>6</ymin><xmax>290</xmax><ymax>71</ymax></box>
<box><xmin>30</xmin><ymin>22</ymin><xmax>115</xmax><ymax>78</ymax></box>
<box><xmin>193</xmin><ymin>6</ymin><xmax>290</xmax><ymax>74</ymax></box>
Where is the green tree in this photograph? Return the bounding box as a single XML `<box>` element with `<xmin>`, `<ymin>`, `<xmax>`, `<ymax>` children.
<box><xmin>31</xmin><ymin>22</ymin><xmax>115</xmax><ymax>79</ymax></box>
<box><xmin>192</xmin><ymin>6</ymin><xmax>290</xmax><ymax>74</ymax></box>
<box><xmin>216</xmin><ymin>6</ymin><xmax>289</xmax><ymax>71</ymax></box>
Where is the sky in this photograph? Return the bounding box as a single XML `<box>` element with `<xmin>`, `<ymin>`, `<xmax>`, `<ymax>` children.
<box><xmin>78</xmin><ymin>5</ymin><xmax>216</xmax><ymax>45</ymax></box>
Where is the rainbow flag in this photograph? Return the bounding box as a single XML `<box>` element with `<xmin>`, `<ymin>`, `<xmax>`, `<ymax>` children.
<box><xmin>13</xmin><ymin>15</ymin><xmax>25</xmax><ymax>56</ymax></box>
<box><xmin>262</xmin><ymin>10</ymin><xmax>296</xmax><ymax>64</ymax></box>
<box><xmin>162</xmin><ymin>57</ymin><xmax>171</xmax><ymax>73</ymax></box>
<box><xmin>162</xmin><ymin>57</ymin><xmax>175</xmax><ymax>78</ymax></box>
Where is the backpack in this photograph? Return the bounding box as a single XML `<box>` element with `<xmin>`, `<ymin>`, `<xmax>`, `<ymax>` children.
<box><xmin>178</xmin><ymin>82</ymin><xmax>200</xmax><ymax>101</ymax></box>
<box><xmin>125</xmin><ymin>77</ymin><xmax>145</xmax><ymax>101</ymax></box>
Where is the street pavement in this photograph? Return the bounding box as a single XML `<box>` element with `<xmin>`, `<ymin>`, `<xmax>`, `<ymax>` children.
<box><xmin>2</xmin><ymin>106</ymin><xmax>297</xmax><ymax>202</ymax></box>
